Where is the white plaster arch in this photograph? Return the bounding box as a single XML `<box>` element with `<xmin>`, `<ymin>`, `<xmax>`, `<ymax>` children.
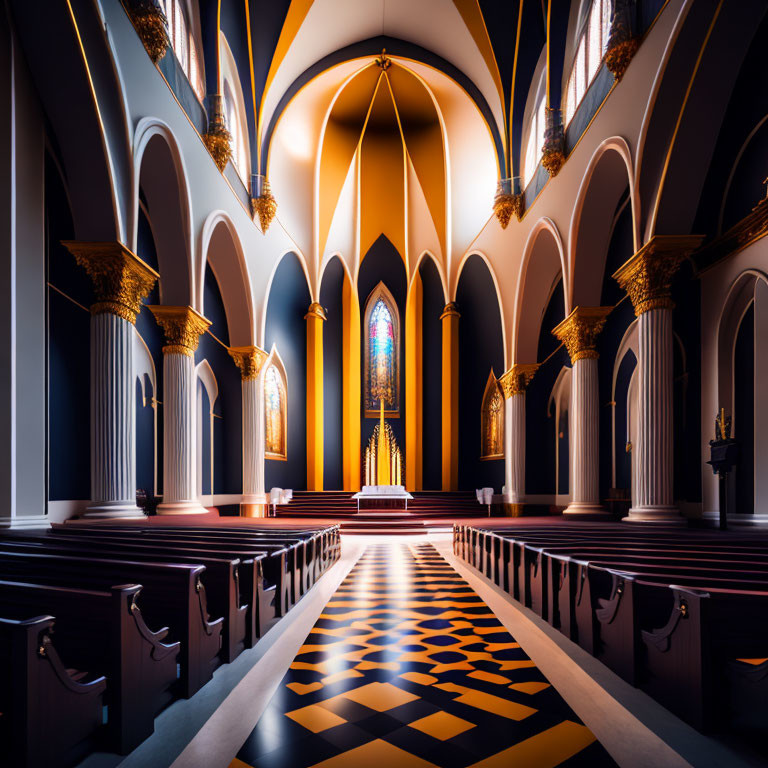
<box><xmin>409</xmin><ymin>250</ymin><xmax>449</xmax><ymax>305</ymax></box>
<box><xmin>567</xmin><ymin>136</ymin><xmax>639</xmax><ymax>308</ymax></box>
<box><xmin>512</xmin><ymin>217</ymin><xmax>568</xmax><ymax>365</ymax></box>
<box><xmin>198</xmin><ymin>208</ymin><xmax>255</xmax><ymax>344</ymax></box>
<box><xmin>131</xmin><ymin>117</ymin><xmax>195</xmax><ymax>305</ymax></box>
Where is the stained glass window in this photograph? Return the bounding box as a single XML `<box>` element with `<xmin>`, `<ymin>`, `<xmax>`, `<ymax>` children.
<box><xmin>481</xmin><ymin>371</ymin><xmax>504</xmax><ymax>460</ymax></box>
<box><xmin>564</xmin><ymin>0</ymin><xmax>612</xmax><ymax>125</ymax></box>
<box><xmin>364</xmin><ymin>282</ymin><xmax>400</xmax><ymax>417</ymax></box>
<box><xmin>522</xmin><ymin>75</ymin><xmax>547</xmax><ymax>186</ymax></box>
<box><xmin>265</xmin><ymin>364</ymin><xmax>286</xmax><ymax>459</ymax></box>
<box><xmin>161</xmin><ymin>0</ymin><xmax>205</xmax><ymax>101</ymax></box>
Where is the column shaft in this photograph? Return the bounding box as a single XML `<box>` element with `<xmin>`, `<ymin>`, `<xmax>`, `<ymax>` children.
<box><xmin>552</xmin><ymin>306</ymin><xmax>611</xmax><ymax>516</ymax></box>
<box><xmin>161</xmin><ymin>351</ymin><xmax>198</xmax><ymax>509</ymax></box>
<box><xmin>230</xmin><ymin>345</ymin><xmax>269</xmax><ymax>517</ymax></box>
<box><xmin>306</xmin><ymin>303</ymin><xmax>325</xmax><ymax>491</ymax></box>
<box><xmin>149</xmin><ymin>304</ymin><xmax>210</xmax><ymax>515</ymax></box>
<box><xmin>342</xmin><ymin>282</ymin><xmax>361</xmax><ymax>491</ymax></box>
<box><xmin>506</xmin><ymin>394</ymin><xmax>526</xmax><ymax>503</ymax></box>
<box><xmin>627</xmin><ymin>308</ymin><xmax>676</xmax><ymax>519</ymax></box>
<box><xmin>612</xmin><ymin>235</ymin><xmax>703</xmax><ymax>523</ymax></box>
<box><xmin>568</xmin><ymin>357</ymin><xmax>601</xmax><ymax>512</ymax></box>
<box><xmin>441</xmin><ymin>303</ymin><xmax>460</xmax><ymax>491</ymax></box>
<box><xmin>88</xmin><ymin>312</ymin><xmax>140</xmax><ymax>516</ymax></box>
<box><xmin>63</xmin><ymin>241</ymin><xmax>159</xmax><ymax>519</ymax></box>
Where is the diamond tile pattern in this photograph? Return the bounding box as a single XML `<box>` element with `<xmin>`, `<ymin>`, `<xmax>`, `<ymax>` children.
<box><xmin>231</xmin><ymin>543</ymin><xmax>616</xmax><ymax>768</ymax></box>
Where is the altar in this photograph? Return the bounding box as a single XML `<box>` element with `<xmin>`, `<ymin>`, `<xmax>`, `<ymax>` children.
<box><xmin>352</xmin><ymin>485</ymin><xmax>413</xmax><ymax>512</ymax></box>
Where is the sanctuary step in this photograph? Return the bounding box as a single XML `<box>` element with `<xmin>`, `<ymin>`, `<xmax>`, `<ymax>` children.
<box><xmin>276</xmin><ymin>491</ymin><xmax>488</xmax><ymax>534</ymax></box>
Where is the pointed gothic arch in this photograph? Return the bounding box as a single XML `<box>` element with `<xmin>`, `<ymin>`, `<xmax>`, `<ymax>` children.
<box><xmin>363</xmin><ymin>281</ymin><xmax>401</xmax><ymax>418</ymax></box>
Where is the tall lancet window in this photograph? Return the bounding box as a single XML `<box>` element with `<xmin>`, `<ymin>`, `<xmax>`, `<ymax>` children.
<box><xmin>480</xmin><ymin>371</ymin><xmax>504</xmax><ymax>460</ymax></box>
<box><xmin>364</xmin><ymin>282</ymin><xmax>400</xmax><ymax>417</ymax></box>
<box><xmin>264</xmin><ymin>363</ymin><xmax>287</xmax><ymax>460</ymax></box>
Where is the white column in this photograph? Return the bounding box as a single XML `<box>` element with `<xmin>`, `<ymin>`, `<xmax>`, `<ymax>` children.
<box><xmin>626</xmin><ymin>307</ymin><xmax>676</xmax><ymax>520</ymax></box>
<box><xmin>567</xmin><ymin>357</ymin><xmax>603</xmax><ymax>513</ymax></box>
<box><xmin>553</xmin><ymin>307</ymin><xmax>612</xmax><ymax>516</ymax></box>
<box><xmin>230</xmin><ymin>345</ymin><xmax>269</xmax><ymax>517</ymax></box>
<box><xmin>88</xmin><ymin>313</ymin><xmax>140</xmax><ymax>517</ymax></box>
<box><xmin>613</xmin><ymin>235</ymin><xmax>703</xmax><ymax>523</ymax></box>
<box><xmin>150</xmin><ymin>305</ymin><xmax>210</xmax><ymax>515</ymax></box>
<box><xmin>63</xmin><ymin>243</ymin><xmax>159</xmax><ymax>520</ymax></box>
<box><xmin>500</xmin><ymin>364</ymin><xmax>538</xmax><ymax>511</ymax></box>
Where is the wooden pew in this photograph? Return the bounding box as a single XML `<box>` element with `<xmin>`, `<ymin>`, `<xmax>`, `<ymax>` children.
<box><xmin>0</xmin><ymin>580</ymin><xmax>178</xmax><ymax>753</ymax></box>
<box><xmin>0</xmin><ymin>535</ymin><xmax>248</xmax><ymax>663</ymax></box>
<box><xmin>51</xmin><ymin>528</ymin><xmax>298</xmax><ymax>617</ymax></box>
<box><xmin>0</xmin><ymin>614</ymin><xmax>107</xmax><ymax>767</ymax></box>
<box><xmin>0</xmin><ymin>551</ymin><xmax>222</xmax><ymax>697</ymax></box>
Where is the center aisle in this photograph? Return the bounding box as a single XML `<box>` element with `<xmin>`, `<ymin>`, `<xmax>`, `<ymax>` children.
<box><xmin>230</xmin><ymin>542</ymin><xmax>616</xmax><ymax>768</ymax></box>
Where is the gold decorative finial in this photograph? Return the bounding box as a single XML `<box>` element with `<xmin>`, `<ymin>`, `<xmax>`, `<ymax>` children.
<box><xmin>203</xmin><ymin>94</ymin><xmax>232</xmax><ymax>172</ymax></box>
<box><xmin>251</xmin><ymin>176</ymin><xmax>278</xmax><ymax>233</ymax></box>
<box><xmin>375</xmin><ymin>49</ymin><xmax>391</xmax><ymax>71</ymax></box>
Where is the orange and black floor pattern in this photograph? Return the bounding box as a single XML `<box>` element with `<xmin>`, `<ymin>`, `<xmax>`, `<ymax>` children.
<box><xmin>230</xmin><ymin>543</ymin><xmax>616</xmax><ymax>768</ymax></box>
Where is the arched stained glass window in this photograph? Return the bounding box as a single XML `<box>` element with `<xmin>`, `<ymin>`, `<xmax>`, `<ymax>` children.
<box><xmin>264</xmin><ymin>362</ymin><xmax>287</xmax><ymax>460</ymax></box>
<box><xmin>364</xmin><ymin>282</ymin><xmax>400</xmax><ymax>417</ymax></box>
<box><xmin>481</xmin><ymin>371</ymin><xmax>504</xmax><ymax>460</ymax></box>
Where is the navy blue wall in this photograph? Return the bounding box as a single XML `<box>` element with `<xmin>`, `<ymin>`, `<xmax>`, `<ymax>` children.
<box><xmin>695</xmin><ymin>12</ymin><xmax>768</xmax><ymax>234</ymax></box>
<box><xmin>598</xmin><ymin>199</ymin><xmax>637</xmax><ymax>501</ymax></box>
<box><xmin>526</xmin><ymin>280</ymin><xmax>568</xmax><ymax>496</ymax></box>
<box><xmin>265</xmin><ymin>253</ymin><xmax>309</xmax><ymax>490</ymax></box>
<box><xmin>46</xmin><ymin>152</ymin><xmax>90</xmax><ymax>500</ymax></box>
<box><xmin>457</xmin><ymin>255</ymin><xmax>504</xmax><ymax>492</ymax></box>
<box><xmin>320</xmin><ymin>258</ymin><xmax>344</xmax><ymax>489</ymax></box>
<box><xmin>134</xmin><ymin>205</ymin><xmax>164</xmax><ymax>496</ymax></box>
<box><xmin>358</xmin><ymin>235</ymin><xmax>407</xmax><ymax>460</ymax></box>
<box><xmin>420</xmin><ymin>258</ymin><xmax>443</xmax><ymax>490</ymax></box>
<box><xmin>199</xmin><ymin>263</ymin><xmax>242</xmax><ymax>494</ymax></box>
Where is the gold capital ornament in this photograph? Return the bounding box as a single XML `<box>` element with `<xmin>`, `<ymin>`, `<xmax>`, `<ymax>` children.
<box><xmin>62</xmin><ymin>241</ymin><xmax>159</xmax><ymax>324</ymax></box>
<box><xmin>552</xmin><ymin>306</ymin><xmax>612</xmax><ymax>363</ymax></box>
<box><xmin>499</xmin><ymin>364</ymin><xmax>540</xmax><ymax>398</ymax></box>
<box><xmin>440</xmin><ymin>302</ymin><xmax>461</xmax><ymax>320</ymax></box>
<box><xmin>612</xmin><ymin>235</ymin><xmax>704</xmax><ymax>316</ymax></box>
<box><xmin>229</xmin><ymin>345</ymin><xmax>269</xmax><ymax>381</ymax></box>
<box><xmin>148</xmin><ymin>305</ymin><xmax>210</xmax><ymax>356</ymax></box>
<box><xmin>304</xmin><ymin>302</ymin><xmax>327</xmax><ymax>321</ymax></box>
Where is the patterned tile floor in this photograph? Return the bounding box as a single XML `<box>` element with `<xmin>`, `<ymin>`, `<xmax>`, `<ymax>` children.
<box><xmin>230</xmin><ymin>542</ymin><xmax>616</xmax><ymax>768</ymax></box>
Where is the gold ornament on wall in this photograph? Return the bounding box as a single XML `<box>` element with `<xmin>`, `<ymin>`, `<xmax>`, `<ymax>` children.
<box><xmin>613</xmin><ymin>235</ymin><xmax>704</xmax><ymax>316</ymax></box>
<box><xmin>250</xmin><ymin>175</ymin><xmax>277</xmax><ymax>233</ymax></box>
<box><xmin>480</xmin><ymin>371</ymin><xmax>505</xmax><ymax>460</ymax></box>
<box><xmin>604</xmin><ymin>0</ymin><xmax>638</xmax><ymax>82</ymax></box>
<box><xmin>62</xmin><ymin>241</ymin><xmax>159</xmax><ymax>324</ymax></box>
<box><xmin>552</xmin><ymin>307</ymin><xmax>612</xmax><ymax>363</ymax></box>
<box><xmin>125</xmin><ymin>0</ymin><xmax>169</xmax><ymax>64</ymax></box>
<box><xmin>229</xmin><ymin>345</ymin><xmax>269</xmax><ymax>381</ymax></box>
<box><xmin>493</xmin><ymin>178</ymin><xmax>523</xmax><ymax>229</ymax></box>
<box><xmin>148</xmin><ymin>305</ymin><xmax>211</xmax><ymax>356</ymax></box>
<box><xmin>541</xmin><ymin>107</ymin><xmax>565</xmax><ymax>178</ymax></box>
<box><xmin>203</xmin><ymin>94</ymin><xmax>232</xmax><ymax>172</ymax></box>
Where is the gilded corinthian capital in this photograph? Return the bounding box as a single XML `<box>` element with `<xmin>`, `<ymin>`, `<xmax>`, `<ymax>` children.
<box><xmin>304</xmin><ymin>302</ymin><xmax>327</xmax><ymax>321</ymax></box>
<box><xmin>229</xmin><ymin>345</ymin><xmax>268</xmax><ymax>381</ymax></box>
<box><xmin>612</xmin><ymin>235</ymin><xmax>704</xmax><ymax>316</ymax></box>
<box><xmin>499</xmin><ymin>364</ymin><xmax>539</xmax><ymax>398</ymax></box>
<box><xmin>62</xmin><ymin>241</ymin><xmax>159</xmax><ymax>324</ymax></box>
<box><xmin>552</xmin><ymin>306</ymin><xmax>612</xmax><ymax>363</ymax></box>
<box><xmin>148</xmin><ymin>305</ymin><xmax>211</xmax><ymax>356</ymax></box>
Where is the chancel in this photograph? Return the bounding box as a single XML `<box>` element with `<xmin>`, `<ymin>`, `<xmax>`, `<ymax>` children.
<box><xmin>2</xmin><ymin>0</ymin><xmax>768</xmax><ymax>766</ymax></box>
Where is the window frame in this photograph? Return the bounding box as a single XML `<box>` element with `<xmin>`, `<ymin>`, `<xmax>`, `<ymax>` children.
<box><xmin>480</xmin><ymin>370</ymin><xmax>505</xmax><ymax>461</ymax></box>
<box><xmin>264</xmin><ymin>359</ymin><xmax>288</xmax><ymax>461</ymax></box>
